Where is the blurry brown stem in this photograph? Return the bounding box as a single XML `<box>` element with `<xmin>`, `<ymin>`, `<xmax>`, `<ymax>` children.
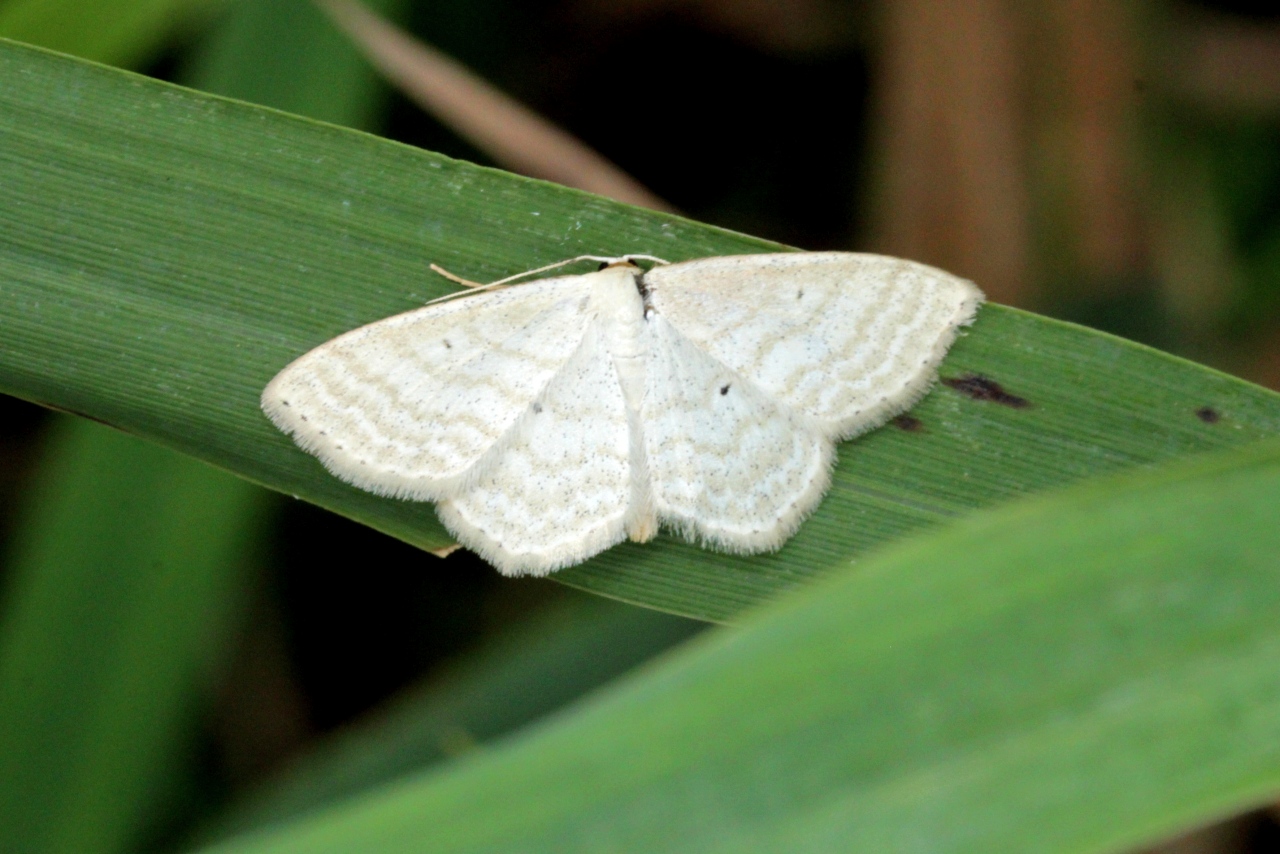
<box><xmin>868</xmin><ymin>0</ymin><xmax>1029</xmax><ymax>305</ymax></box>
<box><xmin>314</xmin><ymin>0</ymin><xmax>674</xmax><ymax>211</ymax></box>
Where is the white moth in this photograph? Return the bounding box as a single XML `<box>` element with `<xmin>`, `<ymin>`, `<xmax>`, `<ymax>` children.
<box><xmin>262</xmin><ymin>252</ymin><xmax>983</xmax><ymax>576</ymax></box>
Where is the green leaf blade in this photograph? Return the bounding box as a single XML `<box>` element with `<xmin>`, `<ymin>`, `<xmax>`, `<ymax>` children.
<box><xmin>1</xmin><ymin>37</ymin><xmax>1279</xmax><ymax>622</ymax></box>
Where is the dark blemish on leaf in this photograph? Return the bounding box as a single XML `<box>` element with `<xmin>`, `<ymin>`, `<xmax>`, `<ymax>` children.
<box><xmin>892</xmin><ymin>415</ymin><xmax>924</xmax><ymax>432</ymax></box>
<box><xmin>720</xmin><ymin>384</ymin><xmax>731</xmax><ymax>395</ymax></box>
<box><xmin>1195</xmin><ymin>406</ymin><xmax>1220</xmax><ymax>424</ymax></box>
<box><xmin>942</xmin><ymin>374</ymin><xmax>1030</xmax><ymax>408</ymax></box>
<box><xmin>533</xmin><ymin>402</ymin><xmax>543</xmax><ymax>413</ymax></box>
<box><xmin>443</xmin><ymin>339</ymin><xmax>452</xmax><ymax>349</ymax></box>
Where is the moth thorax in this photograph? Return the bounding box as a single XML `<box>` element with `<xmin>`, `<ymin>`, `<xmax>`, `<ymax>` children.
<box><xmin>591</xmin><ymin>266</ymin><xmax>648</xmax><ymax>360</ymax></box>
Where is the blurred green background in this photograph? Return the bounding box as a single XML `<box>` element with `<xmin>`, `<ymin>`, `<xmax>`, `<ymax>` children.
<box><xmin>1</xmin><ymin>1</ymin><xmax>1278</xmax><ymax>852</ymax></box>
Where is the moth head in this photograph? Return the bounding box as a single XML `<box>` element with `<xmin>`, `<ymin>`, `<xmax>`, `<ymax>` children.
<box><xmin>597</xmin><ymin>257</ymin><xmax>642</xmax><ymax>272</ymax></box>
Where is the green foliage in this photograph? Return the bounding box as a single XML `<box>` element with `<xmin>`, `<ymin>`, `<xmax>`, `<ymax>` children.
<box><xmin>197</xmin><ymin>438</ymin><xmax>1280</xmax><ymax>853</ymax></box>
<box><xmin>184</xmin><ymin>0</ymin><xmax>405</xmax><ymax>127</ymax></box>
<box><xmin>204</xmin><ymin>594</ymin><xmax>703</xmax><ymax>838</ymax></box>
<box><xmin>2</xmin><ymin>14</ymin><xmax>1280</xmax><ymax>854</ymax></box>
<box><xmin>0</xmin><ymin>0</ymin><xmax>220</xmax><ymax>67</ymax></box>
<box><xmin>2</xmin><ymin>38</ymin><xmax>1278</xmax><ymax>625</ymax></box>
<box><xmin>0</xmin><ymin>6</ymin><xmax>410</xmax><ymax>853</ymax></box>
<box><xmin>0</xmin><ymin>420</ymin><xmax>262</xmax><ymax>854</ymax></box>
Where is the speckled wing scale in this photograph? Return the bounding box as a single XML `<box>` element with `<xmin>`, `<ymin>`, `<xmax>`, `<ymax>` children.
<box><xmin>643</xmin><ymin>254</ymin><xmax>985</xmax><ymax>438</ymax></box>
<box><xmin>642</xmin><ymin>313</ymin><xmax>833</xmax><ymax>554</ymax></box>
<box><xmin>436</xmin><ymin>324</ymin><xmax>636</xmax><ymax>574</ymax></box>
<box><xmin>262</xmin><ymin>252</ymin><xmax>984</xmax><ymax>576</ymax></box>
<box><xmin>261</xmin><ymin>277</ymin><xmax>592</xmax><ymax>500</ymax></box>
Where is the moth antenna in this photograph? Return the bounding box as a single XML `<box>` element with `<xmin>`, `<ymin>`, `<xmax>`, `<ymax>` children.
<box><xmin>428</xmin><ymin>264</ymin><xmax>485</xmax><ymax>288</ymax></box>
<box><xmin>484</xmin><ymin>256</ymin><xmax>611</xmax><ymax>287</ymax></box>
<box><xmin>425</xmin><ymin>254</ymin><xmax>668</xmax><ymax>306</ymax></box>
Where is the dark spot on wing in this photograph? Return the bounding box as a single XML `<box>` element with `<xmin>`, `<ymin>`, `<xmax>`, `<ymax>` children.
<box><xmin>1195</xmin><ymin>406</ymin><xmax>1220</xmax><ymax>424</ymax></box>
<box><xmin>942</xmin><ymin>374</ymin><xmax>1030</xmax><ymax>408</ymax></box>
<box><xmin>443</xmin><ymin>339</ymin><xmax>452</xmax><ymax>349</ymax></box>
<box><xmin>720</xmin><ymin>384</ymin><xmax>731</xmax><ymax>395</ymax></box>
<box><xmin>796</xmin><ymin>289</ymin><xmax>804</xmax><ymax>300</ymax></box>
<box><xmin>533</xmin><ymin>402</ymin><xmax>543</xmax><ymax>413</ymax></box>
<box><xmin>597</xmin><ymin>261</ymin><xmax>609</xmax><ymax>271</ymax></box>
<box><xmin>892</xmin><ymin>415</ymin><xmax>924</xmax><ymax>432</ymax></box>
